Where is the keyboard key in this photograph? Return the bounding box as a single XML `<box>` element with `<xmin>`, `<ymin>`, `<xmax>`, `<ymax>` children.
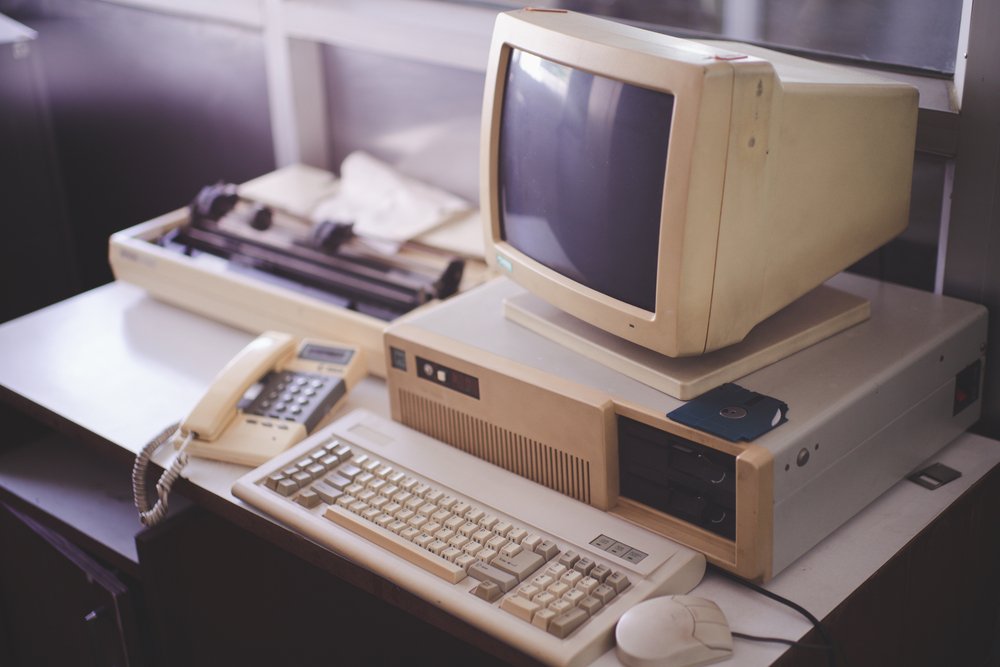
<box><xmin>467</xmin><ymin>561</ymin><xmax>518</xmax><ymax>593</ymax></box>
<box><xmin>517</xmin><ymin>584</ymin><xmax>540</xmax><ymax>600</ymax></box>
<box><xmin>310</xmin><ymin>481</ymin><xmax>344</xmax><ymax>505</ymax></box>
<box><xmin>521</xmin><ymin>534</ymin><xmax>542</xmax><ymax>552</ymax></box>
<box><xmin>576</xmin><ymin>576</ymin><xmax>599</xmax><ymax>596</ymax></box>
<box><xmin>471</xmin><ymin>581</ymin><xmax>502</xmax><ymax>603</ymax></box>
<box><xmin>532</xmin><ymin>608</ymin><xmax>556</xmax><ymax>631</ymax></box>
<box><xmin>591</xmin><ymin>584</ymin><xmax>617</xmax><ymax>604</ymax></box>
<box><xmin>558</xmin><ymin>550</ymin><xmax>580</xmax><ymax>569</ymax></box>
<box><xmin>545</xmin><ymin>563</ymin><xmax>567</xmax><ymax>579</ymax></box>
<box><xmin>324</xmin><ymin>473</ymin><xmax>352</xmax><ymax>490</ymax></box>
<box><xmin>536</xmin><ymin>540</ymin><xmax>560</xmax><ymax>560</ymax></box>
<box><xmin>507</xmin><ymin>527</ymin><xmax>528</xmax><ymax>543</ymax></box>
<box><xmin>563</xmin><ymin>588</ymin><xmax>586</xmax><ymax>607</ymax></box>
<box><xmin>501</xmin><ymin>595</ymin><xmax>541</xmax><ymax>622</ymax></box>
<box><xmin>574</xmin><ymin>557</ymin><xmax>596</xmax><ymax>576</ymax></box>
<box><xmin>499</xmin><ymin>543</ymin><xmax>523</xmax><ymax>559</ymax></box>
<box><xmin>590</xmin><ymin>564</ymin><xmax>611</xmax><ymax>582</ymax></box>
<box><xmin>547</xmin><ymin>581</ymin><xmax>571</xmax><ymax>598</ymax></box>
<box><xmin>578</xmin><ymin>596</ymin><xmax>603</xmax><ymax>616</ymax></box>
<box><xmin>548</xmin><ymin>608</ymin><xmax>589</xmax><ymax>638</ymax></box>
<box><xmin>533</xmin><ymin>592</ymin><xmax>556</xmax><ymax>608</ymax></box>
<box><xmin>607</xmin><ymin>571</ymin><xmax>631</xmax><ymax>593</ymax></box>
<box><xmin>339</xmin><ymin>464</ymin><xmax>361</xmax><ymax>480</ymax></box>
<box><xmin>548</xmin><ymin>599</ymin><xmax>573</xmax><ymax>616</ymax></box>
<box><xmin>491</xmin><ymin>549</ymin><xmax>545</xmax><ymax>582</ymax></box>
<box><xmin>464</xmin><ymin>507</ymin><xmax>486</xmax><ymax>523</ymax></box>
<box><xmin>486</xmin><ymin>535</ymin><xmax>508</xmax><ymax>552</ymax></box>
<box><xmin>296</xmin><ymin>490</ymin><xmax>321</xmax><ymax>508</ymax></box>
<box><xmin>276</xmin><ymin>479</ymin><xmax>298</xmax><ymax>496</ymax></box>
<box><xmin>455</xmin><ymin>554</ymin><xmax>476</xmax><ymax>571</ymax></box>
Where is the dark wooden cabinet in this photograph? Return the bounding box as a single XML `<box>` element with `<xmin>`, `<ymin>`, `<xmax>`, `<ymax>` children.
<box><xmin>0</xmin><ymin>502</ymin><xmax>144</xmax><ymax>667</ymax></box>
<box><xmin>0</xmin><ymin>434</ymin><xmax>511</xmax><ymax>667</ymax></box>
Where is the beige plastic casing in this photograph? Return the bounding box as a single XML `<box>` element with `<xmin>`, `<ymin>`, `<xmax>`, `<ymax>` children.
<box><xmin>480</xmin><ymin>9</ymin><xmax>918</xmax><ymax>357</ymax></box>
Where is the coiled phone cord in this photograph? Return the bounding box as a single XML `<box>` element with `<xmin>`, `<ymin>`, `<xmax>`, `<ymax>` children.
<box><xmin>131</xmin><ymin>422</ymin><xmax>193</xmax><ymax>527</ymax></box>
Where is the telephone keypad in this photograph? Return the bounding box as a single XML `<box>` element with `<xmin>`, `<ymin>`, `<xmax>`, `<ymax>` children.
<box><xmin>244</xmin><ymin>371</ymin><xmax>346</xmax><ymax>432</ymax></box>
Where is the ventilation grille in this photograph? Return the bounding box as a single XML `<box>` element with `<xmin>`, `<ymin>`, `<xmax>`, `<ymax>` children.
<box><xmin>398</xmin><ymin>389</ymin><xmax>592</xmax><ymax>504</ymax></box>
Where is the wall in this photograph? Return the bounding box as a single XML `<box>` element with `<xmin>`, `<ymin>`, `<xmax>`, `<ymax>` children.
<box><xmin>0</xmin><ymin>0</ymin><xmax>275</xmax><ymax>302</ymax></box>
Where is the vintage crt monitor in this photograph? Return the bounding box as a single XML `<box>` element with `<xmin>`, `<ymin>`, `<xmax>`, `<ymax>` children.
<box><xmin>383</xmin><ymin>10</ymin><xmax>987</xmax><ymax>582</ymax></box>
<box><xmin>480</xmin><ymin>9</ymin><xmax>918</xmax><ymax>396</ymax></box>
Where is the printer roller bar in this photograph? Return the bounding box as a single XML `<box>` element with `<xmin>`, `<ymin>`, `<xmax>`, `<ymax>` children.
<box><xmin>168</xmin><ymin>224</ymin><xmax>463</xmax><ymax>317</ymax></box>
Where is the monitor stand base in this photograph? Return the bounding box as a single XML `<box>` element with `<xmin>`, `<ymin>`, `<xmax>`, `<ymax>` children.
<box><xmin>503</xmin><ymin>284</ymin><xmax>870</xmax><ymax>400</ymax></box>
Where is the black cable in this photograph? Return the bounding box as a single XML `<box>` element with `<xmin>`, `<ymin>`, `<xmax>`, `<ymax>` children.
<box><xmin>731</xmin><ymin>630</ymin><xmax>833</xmax><ymax>652</ymax></box>
<box><xmin>710</xmin><ymin>565</ymin><xmax>846</xmax><ymax>667</ymax></box>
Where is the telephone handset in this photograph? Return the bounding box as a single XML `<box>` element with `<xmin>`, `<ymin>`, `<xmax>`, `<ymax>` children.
<box><xmin>132</xmin><ymin>331</ymin><xmax>365</xmax><ymax>525</ymax></box>
<box><xmin>182</xmin><ymin>332</ymin><xmax>297</xmax><ymax>443</ymax></box>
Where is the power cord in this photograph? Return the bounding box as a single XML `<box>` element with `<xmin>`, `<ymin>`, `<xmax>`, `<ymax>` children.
<box><xmin>711</xmin><ymin>565</ymin><xmax>847</xmax><ymax>667</ymax></box>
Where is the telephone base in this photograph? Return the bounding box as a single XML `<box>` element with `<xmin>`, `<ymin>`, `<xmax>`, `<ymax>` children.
<box><xmin>186</xmin><ymin>416</ymin><xmax>307</xmax><ymax>467</ymax></box>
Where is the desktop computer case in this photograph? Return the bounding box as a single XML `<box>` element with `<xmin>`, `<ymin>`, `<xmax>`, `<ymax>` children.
<box><xmin>383</xmin><ymin>274</ymin><xmax>986</xmax><ymax>581</ymax></box>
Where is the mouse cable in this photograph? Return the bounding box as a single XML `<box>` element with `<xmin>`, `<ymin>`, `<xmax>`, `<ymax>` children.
<box><xmin>709</xmin><ymin>565</ymin><xmax>847</xmax><ymax>667</ymax></box>
<box><xmin>730</xmin><ymin>630</ymin><xmax>832</xmax><ymax>652</ymax></box>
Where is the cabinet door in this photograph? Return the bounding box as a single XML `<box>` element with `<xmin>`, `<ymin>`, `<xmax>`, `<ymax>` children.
<box><xmin>0</xmin><ymin>502</ymin><xmax>144</xmax><ymax>667</ymax></box>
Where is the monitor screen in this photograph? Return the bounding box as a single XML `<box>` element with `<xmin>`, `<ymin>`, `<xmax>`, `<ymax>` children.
<box><xmin>498</xmin><ymin>49</ymin><xmax>674</xmax><ymax>313</ymax></box>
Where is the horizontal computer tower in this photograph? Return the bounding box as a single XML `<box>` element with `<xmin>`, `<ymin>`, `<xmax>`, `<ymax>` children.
<box><xmin>383</xmin><ymin>274</ymin><xmax>986</xmax><ymax>581</ymax></box>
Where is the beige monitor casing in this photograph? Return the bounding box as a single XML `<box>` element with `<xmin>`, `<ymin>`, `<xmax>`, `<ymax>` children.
<box><xmin>481</xmin><ymin>10</ymin><xmax>919</xmax><ymax>357</ymax></box>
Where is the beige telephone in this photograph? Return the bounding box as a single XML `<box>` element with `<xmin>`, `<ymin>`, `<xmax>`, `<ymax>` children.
<box><xmin>132</xmin><ymin>331</ymin><xmax>365</xmax><ymax>525</ymax></box>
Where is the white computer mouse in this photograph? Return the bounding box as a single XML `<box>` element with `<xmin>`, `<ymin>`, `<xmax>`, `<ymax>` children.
<box><xmin>615</xmin><ymin>595</ymin><xmax>733</xmax><ymax>667</ymax></box>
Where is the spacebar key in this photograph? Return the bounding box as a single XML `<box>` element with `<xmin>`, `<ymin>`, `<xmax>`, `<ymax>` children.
<box><xmin>323</xmin><ymin>504</ymin><xmax>466</xmax><ymax>584</ymax></box>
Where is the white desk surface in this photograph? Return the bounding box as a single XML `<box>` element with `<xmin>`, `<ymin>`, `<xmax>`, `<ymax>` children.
<box><xmin>2</xmin><ymin>281</ymin><xmax>999</xmax><ymax>667</ymax></box>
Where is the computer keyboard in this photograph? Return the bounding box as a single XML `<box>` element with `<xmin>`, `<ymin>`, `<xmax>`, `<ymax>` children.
<box><xmin>232</xmin><ymin>408</ymin><xmax>706</xmax><ymax>667</ymax></box>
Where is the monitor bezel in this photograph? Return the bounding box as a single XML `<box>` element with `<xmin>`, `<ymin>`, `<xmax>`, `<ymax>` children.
<box><xmin>481</xmin><ymin>10</ymin><xmax>756</xmax><ymax>356</ymax></box>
